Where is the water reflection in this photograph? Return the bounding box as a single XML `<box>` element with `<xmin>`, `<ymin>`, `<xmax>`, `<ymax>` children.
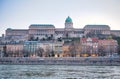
<box><xmin>0</xmin><ymin>65</ymin><xmax>120</xmax><ymax>79</ymax></box>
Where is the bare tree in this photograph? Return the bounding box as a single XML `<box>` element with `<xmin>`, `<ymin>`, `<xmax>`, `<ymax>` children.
<box><xmin>68</xmin><ymin>42</ymin><xmax>76</xmax><ymax>57</ymax></box>
<box><xmin>45</xmin><ymin>47</ymin><xmax>51</xmax><ymax>57</ymax></box>
<box><xmin>68</xmin><ymin>41</ymin><xmax>82</xmax><ymax>57</ymax></box>
<box><xmin>117</xmin><ymin>45</ymin><xmax>120</xmax><ymax>55</ymax></box>
<box><xmin>7</xmin><ymin>50</ymin><xmax>14</xmax><ymax>57</ymax></box>
<box><xmin>14</xmin><ymin>50</ymin><xmax>20</xmax><ymax>57</ymax></box>
<box><xmin>98</xmin><ymin>46</ymin><xmax>106</xmax><ymax>56</ymax></box>
<box><xmin>22</xmin><ymin>49</ymin><xmax>29</xmax><ymax>57</ymax></box>
<box><xmin>3</xmin><ymin>46</ymin><xmax>8</xmax><ymax>57</ymax></box>
<box><xmin>35</xmin><ymin>47</ymin><xmax>44</xmax><ymax>57</ymax></box>
<box><xmin>51</xmin><ymin>50</ymin><xmax>55</xmax><ymax>57</ymax></box>
<box><xmin>69</xmin><ymin>44</ymin><xmax>76</xmax><ymax>57</ymax></box>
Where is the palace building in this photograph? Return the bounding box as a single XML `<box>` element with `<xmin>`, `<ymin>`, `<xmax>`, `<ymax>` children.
<box><xmin>84</xmin><ymin>25</ymin><xmax>110</xmax><ymax>35</ymax></box>
<box><xmin>29</xmin><ymin>24</ymin><xmax>55</xmax><ymax>39</ymax></box>
<box><xmin>5</xmin><ymin>16</ymin><xmax>120</xmax><ymax>41</ymax></box>
<box><xmin>5</xmin><ymin>16</ymin><xmax>84</xmax><ymax>41</ymax></box>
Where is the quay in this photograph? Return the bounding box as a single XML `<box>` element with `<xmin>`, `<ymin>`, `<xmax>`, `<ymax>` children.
<box><xmin>0</xmin><ymin>57</ymin><xmax>120</xmax><ymax>66</ymax></box>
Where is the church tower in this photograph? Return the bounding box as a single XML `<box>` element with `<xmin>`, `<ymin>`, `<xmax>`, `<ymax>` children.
<box><xmin>65</xmin><ymin>16</ymin><xmax>73</xmax><ymax>29</ymax></box>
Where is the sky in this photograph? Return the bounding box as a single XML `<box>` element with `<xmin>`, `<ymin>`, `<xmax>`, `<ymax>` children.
<box><xmin>0</xmin><ymin>0</ymin><xmax>120</xmax><ymax>36</ymax></box>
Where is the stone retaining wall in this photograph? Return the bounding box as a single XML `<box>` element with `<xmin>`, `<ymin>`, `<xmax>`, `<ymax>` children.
<box><xmin>0</xmin><ymin>57</ymin><xmax>120</xmax><ymax>66</ymax></box>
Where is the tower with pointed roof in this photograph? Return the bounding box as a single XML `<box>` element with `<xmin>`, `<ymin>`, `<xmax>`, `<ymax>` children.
<box><xmin>65</xmin><ymin>16</ymin><xmax>73</xmax><ymax>29</ymax></box>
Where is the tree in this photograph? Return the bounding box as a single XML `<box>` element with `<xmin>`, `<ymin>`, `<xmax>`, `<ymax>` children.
<box><xmin>3</xmin><ymin>45</ymin><xmax>8</xmax><ymax>57</ymax></box>
<box><xmin>22</xmin><ymin>49</ymin><xmax>29</xmax><ymax>57</ymax></box>
<box><xmin>117</xmin><ymin>45</ymin><xmax>120</xmax><ymax>55</ymax></box>
<box><xmin>107</xmin><ymin>35</ymin><xmax>112</xmax><ymax>39</ymax></box>
<box><xmin>68</xmin><ymin>43</ymin><xmax>75</xmax><ymax>57</ymax></box>
<box><xmin>14</xmin><ymin>50</ymin><xmax>20</xmax><ymax>57</ymax></box>
<box><xmin>42</xmin><ymin>46</ymin><xmax>54</xmax><ymax>57</ymax></box>
<box><xmin>29</xmin><ymin>36</ymin><xmax>34</xmax><ymax>41</ymax></box>
<box><xmin>68</xmin><ymin>42</ymin><xmax>80</xmax><ymax>57</ymax></box>
<box><xmin>112</xmin><ymin>37</ymin><xmax>120</xmax><ymax>55</ymax></box>
<box><xmin>35</xmin><ymin>37</ymin><xmax>39</xmax><ymax>41</ymax></box>
<box><xmin>6</xmin><ymin>50</ymin><xmax>12</xmax><ymax>57</ymax></box>
<box><xmin>98</xmin><ymin>46</ymin><xmax>106</xmax><ymax>56</ymax></box>
<box><xmin>35</xmin><ymin>47</ymin><xmax>44</xmax><ymax>57</ymax></box>
<box><xmin>50</xmin><ymin>34</ymin><xmax>54</xmax><ymax>40</ymax></box>
<box><xmin>41</xmin><ymin>37</ymin><xmax>45</xmax><ymax>41</ymax></box>
<box><xmin>48</xmin><ymin>37</ymin><xmax>51</xmax><ymax>40</ymax></box>
<box><xmin>57</xmin><ymin>37</ymin><xmax>62</xmax><ymax>42</ymax></box>
<box><xmin>113</xmin><ymin>37</ymin><xmax>120</xmax><ymax>45</ymax></box>
<box><xmin>50</xmin><ymin>50</ymin><xmax>55</xmax><ymax>57</ymax></box>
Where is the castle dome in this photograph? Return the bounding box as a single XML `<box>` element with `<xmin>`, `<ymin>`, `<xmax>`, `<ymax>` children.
<box><xmin>65</xmin><ymin>16</ymin><xmax>72</xmax><ymax>22</ymax></box>
<box><xmin>65</xmin><ymin>16</ymin><xmax>73</xmax><ymax>29</ymax></box>
<box><xmin>7</xmin><ymin>28</ymin><xmax>12</xmax><ymax>30</ymax></box>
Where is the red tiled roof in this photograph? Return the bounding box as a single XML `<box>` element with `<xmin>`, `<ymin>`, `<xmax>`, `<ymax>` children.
<box><xmin>80</xmin><ymin>38</ymin><xmax>98</xmax><ymax>42</ymax></box>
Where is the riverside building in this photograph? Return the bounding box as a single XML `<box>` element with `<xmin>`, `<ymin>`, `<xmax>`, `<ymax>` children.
<box><xmin>80</xmin><ymin>38</ymin><xmax>118</xmax><ymax>57</ymax></box>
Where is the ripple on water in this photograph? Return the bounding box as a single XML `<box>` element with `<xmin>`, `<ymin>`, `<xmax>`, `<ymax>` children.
<box><xmin>0</xmin><ymin>65</ymin><xmax>120</xmax><ymax>79</ymax></box>
<box><xmin>19</xmin><ymin>71</ymin><xmax>55</xmax><ymax>77</ymax></box>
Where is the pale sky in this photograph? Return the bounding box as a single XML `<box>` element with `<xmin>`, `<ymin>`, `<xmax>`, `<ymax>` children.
<box><xmin>0</xmin><ymin>0</ymin><xmax>120</xmax><ymax>36</ymax></box>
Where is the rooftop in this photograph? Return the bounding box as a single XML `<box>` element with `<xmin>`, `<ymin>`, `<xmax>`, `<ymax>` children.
<box><xmin>111</xmin><ymin>30</ymin><xmax>120</xmax><ymax>32</ymax></box>
<box><xmin>84</xmin><ymin>25</ymin><xmax>110</xmax><ymax>29</ymax></box>
<box><xmin>65</xmin><ymin>16</ymin><xmax>72</xmax><ymax>23</ymax></box>
<box><xmin>81</xmin><ymin>38</ymin><xmax>98</xmax><ymax>42</ymax></box>
<box><xmin>30</xmin><ymin>24</ymin><xmax>54</xmax><ymax>26</ymax></box>
<box><xmin>29</xmin><ymin>24</ymin><xmax>55</xmax><ymax>28</ymax></box>
<box><xmin>6</xmin><ymin>29</ymin><xmax>28</xmax><ymax>31</ymax></box>
<box><xmin>7</xmin><ymin>28</ymin><xmax>12</xmax><ymax>30</ymax></box>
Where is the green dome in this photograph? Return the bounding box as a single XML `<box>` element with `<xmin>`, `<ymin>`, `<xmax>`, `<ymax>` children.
<box><xmin>7</xmin><ymin>28</ymin><xmax>12</xmax><ymax>30</ymax></box>
<box><xmin>65</xmin><ymin>16</ymin><xmax>72</xmax><ymax>22</ymax></box>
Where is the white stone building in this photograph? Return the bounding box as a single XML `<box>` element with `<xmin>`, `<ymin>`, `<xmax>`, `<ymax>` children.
<box><xmin>4</xmin><ymin>16</ymin><xmax>120</xmax><ymax>42</ymax></box>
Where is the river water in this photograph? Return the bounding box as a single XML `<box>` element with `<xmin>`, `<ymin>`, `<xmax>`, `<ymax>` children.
<box><xmin>0</xmin><ymin>65</ymin><xmax>120</xmax><ymax>79</ymax></box>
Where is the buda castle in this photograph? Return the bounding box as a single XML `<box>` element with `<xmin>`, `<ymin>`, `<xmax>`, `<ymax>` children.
<box><xmin>0</xmin><ymin>16</ymin><xmax>120</xmax><ymax>57</ymax></box>
<box><xmin>5</xmin><ymin>16</ymin><xmax>120</xmax><ymax>41</ymax></box>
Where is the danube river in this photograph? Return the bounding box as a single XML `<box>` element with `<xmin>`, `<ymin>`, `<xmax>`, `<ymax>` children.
<box><xmin>0</xmin><ymin>65</ymin><xmax>120</xmax><ymax>79</ymax></box>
